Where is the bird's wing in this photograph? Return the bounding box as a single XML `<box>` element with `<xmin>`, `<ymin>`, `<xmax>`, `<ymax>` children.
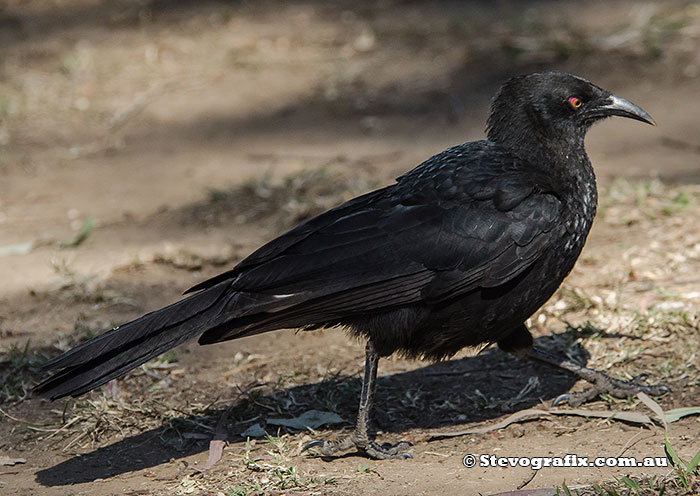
<box><xmin>196</xmin><ymin>143</ymin><xmax>565</xmax><ymax>343</ymax></box>
<box><xmin>184</xmin><ymin>187</ymin><xmax>392</xmax><ymax>294</ymax></box>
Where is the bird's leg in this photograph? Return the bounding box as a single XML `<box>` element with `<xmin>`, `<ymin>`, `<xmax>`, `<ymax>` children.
<box><xmin>303</xmin><ymin>340</ymin><xmax>412</xmax><ymax>459</ymax></box>
<box><xmin>498</xmin><ymin>325</ymin><xmax>669</xmax><ymax>407</ymax></box>
<box><xmin>525</xmin><ymin>347</ymin><xmax>670</xmax><ymax>406</ymax></box>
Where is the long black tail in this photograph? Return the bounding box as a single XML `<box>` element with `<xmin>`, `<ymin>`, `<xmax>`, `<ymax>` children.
<box><xmin>34</xmin><ymin>281</ymin><xmax>237</xmax><ymax>400</ymax></box>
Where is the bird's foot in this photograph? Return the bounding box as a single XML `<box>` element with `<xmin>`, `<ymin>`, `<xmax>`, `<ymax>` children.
<box><xmin>553</xmin><ymin>372</ymin><xmax>670</xmax><ymax>407</ymax></box>
<box><xmin>302</xmin><ymin>432</ymin><xmax>412</xmax><ymax>460</ymax></box>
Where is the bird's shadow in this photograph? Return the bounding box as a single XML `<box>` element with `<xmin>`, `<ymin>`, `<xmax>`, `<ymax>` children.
<box><xmin>34</xmin><ymin>331</ymin><xmax>604</xmax><ymax>486</ymax></box>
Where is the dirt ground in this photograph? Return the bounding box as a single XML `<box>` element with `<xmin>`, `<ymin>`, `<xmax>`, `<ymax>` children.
<box><xmin>1</xmin><ymin>1</ymin><xmax>700</xmax><ymax>495</ymax></box>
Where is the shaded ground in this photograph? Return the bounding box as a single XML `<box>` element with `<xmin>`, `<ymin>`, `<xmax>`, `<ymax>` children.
<box><xmin>1</xmin><ymin>1</ymin><xmax>700</xmax><ymax>495</ymax></box>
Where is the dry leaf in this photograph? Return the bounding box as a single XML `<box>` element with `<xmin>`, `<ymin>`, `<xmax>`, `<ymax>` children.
<box><xmin>0</xmin><ymin>455</ymin><xmax>26</xmax><ymax>466</ymax></box>
<box><xmin>199</xmin><ymin>440</ymin><xmax>226</xmax><ymax>471</ymax></box>
<box><xmin>664</xmin><ymin>406</ymin><xmax>700</xmax><ymax>424</ymax></box>
<box><xmin>637</xmin><ymin>391</ymin><xmax>667</xmax><ymax>429</ymax></box>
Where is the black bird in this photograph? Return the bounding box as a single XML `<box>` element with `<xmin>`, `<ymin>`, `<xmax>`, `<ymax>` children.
<box><xmin>35</xmin><ymin>72</ymin><xmax>667</xmax><ymax>459</ymax></box>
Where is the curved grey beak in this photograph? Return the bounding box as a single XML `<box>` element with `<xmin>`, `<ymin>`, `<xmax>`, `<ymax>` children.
<box><xmin>597</xmin><ymin>95</ymin><xmax>656</xmax><ymax>126</ymax></box>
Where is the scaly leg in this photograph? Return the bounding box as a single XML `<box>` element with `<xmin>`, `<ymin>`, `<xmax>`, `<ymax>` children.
<box><xmin>499</xmin><ymin>325</ymin><xmax>670</xmax><ymax>407</ymax></box>
<box><xmin>303</xmin><ymin>341</ymin><xmax>412</xmax><ymax>459</ymax></box>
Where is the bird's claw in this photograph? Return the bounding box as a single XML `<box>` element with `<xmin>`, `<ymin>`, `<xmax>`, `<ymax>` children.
<box><xmin>629</xmin><ymin>373</ymin><xmax>671</xmax><ymax>395</ymax></box>
<box><xmin>302</xmin><ymin>440</ymin><xmax>326</xmax><ymax>452</ymax></box>
<box><xmin>552</xmin><ymin>371</ymin><xmax>670</xmax><ymax>407</ymax></box>
<box><xmin>552</xmin><ymin>389</ymin><xmax>597</xmax><ymax>407</ymax></box>
<box><xmin>365</xmin><ymin>441</ymin><xmax>413</xmax><ymax>460</ymax></box>
<box><xmin>302</xmin><ymin>435</ymin><xmax>412</xmax><ymax>459</ymax></box>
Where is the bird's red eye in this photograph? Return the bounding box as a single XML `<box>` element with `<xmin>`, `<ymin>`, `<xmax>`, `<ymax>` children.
<box><xmin>569</xmin><ymin>97</ymin><xmax>583</xmax><ymax>109</ymax></box>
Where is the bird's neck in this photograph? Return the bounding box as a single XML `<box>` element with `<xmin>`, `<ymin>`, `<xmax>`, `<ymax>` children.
<box><xmin>494</xmin><ymin>127</ymin><xmax>585</xmax><ymax>165</ymax></box>
<box><xmin>548</xmin><ymin>142</ymin><xmax>598</xmax><ymax>222</ymax></box>
<box><xmin>561</xmin><ymin>147</ymin><xmax>598</xmax><ymax>219</ymax></box>
<box><xmin>496</xmin><ymin>134</ymin><xmax>598</xmax><ymax>221</ymax></box>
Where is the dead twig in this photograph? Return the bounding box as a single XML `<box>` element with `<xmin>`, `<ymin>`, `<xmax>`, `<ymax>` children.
<box><xmin>430</xmin><ymin>407</ymin><xmax>654</xmax><ymax>440</ymax></box>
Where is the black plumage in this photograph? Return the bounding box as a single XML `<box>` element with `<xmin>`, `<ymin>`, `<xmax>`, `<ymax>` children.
<box><xmin>35</xmin><ymin>72</ymin><xmax>665</xmax><ymax>459</ymax></box>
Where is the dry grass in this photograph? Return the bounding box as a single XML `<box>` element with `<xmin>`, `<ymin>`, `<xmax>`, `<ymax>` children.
<box><xmin>535</xmin><ymin>179</ymin><xmax>700</xmax><ymax>389</ymax></box>
<box><xmin>3</xmin><ymin>175</ymin><xmax>700</xmax><ymax>494</ymax></box>
<box><xmin>3</xmin><ymin>1</ymin><xmax>700</xmax><ymax>494</ymax></box>
<box><xmin>563</xmin><ymin>473</ymin><xmax>699</xmax><ymax>496</ymax></box>
<box><xmin>188</xmin><ymin>156</ymin><xmax>380</xmax><ymax>233</ymax></box>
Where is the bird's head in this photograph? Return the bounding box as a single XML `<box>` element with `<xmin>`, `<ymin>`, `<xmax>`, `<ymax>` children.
<box><xmin>486</xmin><ymin>72</ymin><xmax>654</xmax><ymax>159</ymax></box>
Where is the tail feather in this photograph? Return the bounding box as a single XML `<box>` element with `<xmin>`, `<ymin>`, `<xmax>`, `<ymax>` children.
<box><xmin>34</xmin><ymin>281</ymin><xmax>234</xmax><ymax>399</ymax></box>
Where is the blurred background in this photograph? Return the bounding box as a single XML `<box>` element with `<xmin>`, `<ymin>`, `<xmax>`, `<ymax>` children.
<box><xmin>2</xmin><ymin>0</ymin><xmax>699</xmax><ymax>296</ymax></box>
<box><xmin>1</xmin><ymin>2</ymin><xmax>700</xmax><ymax>495</ymax></box>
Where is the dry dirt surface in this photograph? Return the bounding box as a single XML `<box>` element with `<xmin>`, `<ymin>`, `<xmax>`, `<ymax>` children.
<box><xmin>1</xmin><ymin>1</ymin><xmax>700</xmax><ymax>495</ymax></box>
